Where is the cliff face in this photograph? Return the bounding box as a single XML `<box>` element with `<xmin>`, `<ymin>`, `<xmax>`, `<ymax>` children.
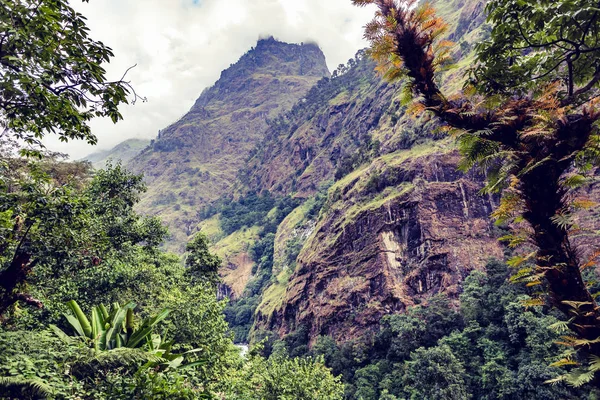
<box><xmin>255</xmin><ymin>144</ymin><xmax>504</xmax><ymax>341</ymax></box>
<box><xmin>128</xmin><ymin>38</ymin><xmax>330</xmax><ymax>251</ymax></box>
<box><xmin>247</xmin><ymin>0</ymin><xmax>494</xmax><ymax>341</ymax></box>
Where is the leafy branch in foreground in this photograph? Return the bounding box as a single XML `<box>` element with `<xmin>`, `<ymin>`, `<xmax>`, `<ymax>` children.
<box><xmin>0</xmin><ymin>0</ymin><xmax>145</xmax><ymax>155</ymax></box>
<box><xmin>0</xmin><ymin>162</ymin><xmax>166</xmax><ymax>318</ymax></box>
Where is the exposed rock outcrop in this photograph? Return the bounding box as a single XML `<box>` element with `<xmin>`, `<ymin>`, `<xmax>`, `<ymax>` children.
<box><xmin>256</xmin><ymin>145</ymin><xmax>504</xmax><ymax>342</ymax></box>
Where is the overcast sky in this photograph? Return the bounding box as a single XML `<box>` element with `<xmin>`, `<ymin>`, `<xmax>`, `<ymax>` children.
<box><xmin>45</xmin><ymin>0</ymin><xmax>375</xmax><ymax>159</ymax></box>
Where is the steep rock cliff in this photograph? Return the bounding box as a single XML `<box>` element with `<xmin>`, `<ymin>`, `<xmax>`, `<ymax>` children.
<box><xmin>255</xmin><ymin>142</ymin><xmax>504</xmax><ymax>341</ymax></box>
<box><xmin>243</xmin><ymin>0</ymin><xmax>493</xmax><ymax>341</ymax></box>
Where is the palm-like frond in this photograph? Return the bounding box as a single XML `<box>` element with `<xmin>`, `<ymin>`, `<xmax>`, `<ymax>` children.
<box><xmin>549</xmin><ymin>319</ymin><xmax>574</xmax><ymax>334</ymax></box>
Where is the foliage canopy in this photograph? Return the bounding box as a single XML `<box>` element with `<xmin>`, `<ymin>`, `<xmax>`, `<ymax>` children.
<box><xmin>0</xmin><ymin>0</ymin><xmax>143</xmax><ymax>154</ymax></box>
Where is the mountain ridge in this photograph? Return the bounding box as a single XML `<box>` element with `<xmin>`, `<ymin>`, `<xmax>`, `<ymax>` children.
<box><xmin>82</xmin><ymin>138</ymin><xmax>151</xmax><ymax>169</ymax></box>
<box><xmin>127</xmin><ymin>38</ymin><xmax>330</xmax><ymax>251</ymax></box>
<box><xmin>121</xmin><ymin>0</ymin><xmax>495</xmax><ymax>343</ymax></box>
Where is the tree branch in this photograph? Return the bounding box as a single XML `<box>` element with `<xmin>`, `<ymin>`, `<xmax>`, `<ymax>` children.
<box><xmin>562</xmin><ymin>66</ymin><xmax>600</xmax><ymax>106</ymax></box>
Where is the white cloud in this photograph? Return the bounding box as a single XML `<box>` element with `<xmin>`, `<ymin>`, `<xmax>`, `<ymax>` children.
<box><xmin>46</xmin><ymin>0</ymin><xmax>375</xmax><ymax>158</ymax></box>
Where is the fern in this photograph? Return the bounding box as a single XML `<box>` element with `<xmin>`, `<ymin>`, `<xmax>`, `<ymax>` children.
<box><xmin>0</xmin><ymin>376</ymin><xmax>52</xmax><ymax>399</ymax></box>
<box><xmin>551</xmin><ymin>213</ymin><xmax>574</xmax><ymax>231</ymax></box>
<box><xmin>549</xmin><ymin>319</ymin><xmax>573</xmax><ymax>334</ymax></box>
<box><xmin>563</xmin><ymin>174</ymin><xmax>588</xmax><ymax>189</ymax></box>
<box><xmin>71</xmin><ymin>347</ymin><xmax>165</xmax><ymax>379</ymax></box>
<box><xmin>566</xmin><ymin>369</ymin><xmax>596</xmax><ymax>387</ymax></box>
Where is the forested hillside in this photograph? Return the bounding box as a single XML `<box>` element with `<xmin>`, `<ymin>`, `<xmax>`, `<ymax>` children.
<box><xmin>191</xmin><ymin>0</ymin><xmax>497</xmax><ymax>346</ymax></box>
<box><xmin>2</xmin><ymin>0</ymin><xmax>600</xmax><ymax>398</ymax></box>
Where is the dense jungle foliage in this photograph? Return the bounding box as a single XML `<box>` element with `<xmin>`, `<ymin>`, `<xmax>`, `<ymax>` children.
<box><xmin>0</xmin><ymin>157</ymin><xmax>343</xmax><ymax>399</ymax></box>
<box><xmin>256</xmin><ymin>260</ymin><xmax>600</xmax><ymax>399</ymax></box>
<box><xmin>202</xmin><ymin>192</ymin><xmax>301</xmax><ymax>343</ymax></box>
<box><xmin>3</xmin><ymin>0</ymin><xmax>600</xmax><ymax>398</ymax></box>
<box><xmin>355</xmin><ymin>0</ymin><xmax>600</xmax><ymax>389</ymax></box>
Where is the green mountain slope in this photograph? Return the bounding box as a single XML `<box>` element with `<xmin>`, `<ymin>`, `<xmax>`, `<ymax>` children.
<box><xmin>220</xmin><ymin>0</ymin><xmax>493</xmax><ymax>342</ymax></box>
<box><xmin>126</xmin><ymin>0</ymin><xmax>494</xmax><ymax>343</ymax></box>
<box><xmin>127</xmin><ymin>38</ymin><xmax>330</xmax><ymax>251</ymax></box>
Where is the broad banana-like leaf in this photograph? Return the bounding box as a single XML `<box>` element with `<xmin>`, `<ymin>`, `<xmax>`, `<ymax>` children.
<box><xmin>95</xmin><ymin>305</ymin><xmax>107</xmax><ymax>327</ymax></box>
<box><xmin>126</xmin><ymin>308</ymin><xmax>134</xmax><ymax>333</ymax></box>
<box><xmin>94</xmin><ymin>306</ymin><xmax>109</xmax><ymax>350</ymax></box>
<box><xmin>91</xmin><ymin>308</ymin><xmax>102</xmax><ymax>351</ymax></box>
<box><xmin>105</xmin><ymin>303</ymin><xmax>135</xmax><ymax>349</ymax></box>
<box><xmin>65</xmin><ymin>313</ymin><xmax>86</xmax><ymax>338</ymax></box>
<box><xmin>98</xmin><ymin>329</ymin><xmax>108</xmax><ymax>351</ymax></box>
<box><xmin>99</xmin><ymin>304</ymin><xmax>109</xmax><ymax>321</ymax></box>
<box><xmin>66</xmin><ymin>300</ymin><xmax>92</xmax><ymax>338</ymax></box>
<box><xmin>126</xmin><ymin>309</ymin><xmax>170</xmax><ymax>349</ymax></box>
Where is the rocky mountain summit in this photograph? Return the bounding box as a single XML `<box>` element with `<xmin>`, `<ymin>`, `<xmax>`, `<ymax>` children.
<box><xmin>127</xmin><ymin>38</ymin><xmax>330</xmax><ymax>250</ymax></box>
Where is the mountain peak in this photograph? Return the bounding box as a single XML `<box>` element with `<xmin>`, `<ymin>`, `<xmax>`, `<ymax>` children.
<box><xmin>190</xmin><ymin>38</ymin><xmax>329</xmax><ymax>115</ymax></box>
<box><xmin>128</xmin><ymin>40</ymin><xmax>330</xmax><ymax>251</ymax></box>
<box><xmin>215</xmin><ymin>37</ymin><xmax>329</xmax><ymax>86</ymax></box>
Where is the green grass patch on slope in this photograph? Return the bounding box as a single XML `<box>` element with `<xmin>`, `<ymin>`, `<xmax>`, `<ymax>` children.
<box><xmin>213</xmin><ymin>226</ymin><xmax>261</xmax><ymax>261</ymax></box>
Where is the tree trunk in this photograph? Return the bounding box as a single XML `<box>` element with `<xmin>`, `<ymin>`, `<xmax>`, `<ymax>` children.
<box><xmin>0</xmin><ymin>252</ymin><xmax>39</xmax><ymax>316</ymax></box>
<box><xmin>519</xmin><ymin>115</ymin><xmax>600</xmax><ymax>347</ymax></box>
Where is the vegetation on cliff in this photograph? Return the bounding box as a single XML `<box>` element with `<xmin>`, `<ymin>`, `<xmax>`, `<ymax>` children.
<box><xmin>127</xmin><ymin>38</ymin><xmax>330</xmax><ymax>252</ymax></box>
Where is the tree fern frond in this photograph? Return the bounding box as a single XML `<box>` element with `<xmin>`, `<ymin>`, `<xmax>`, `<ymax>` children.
<box><xmin>563</xmin><ymin>174</ymin><xmax>588</xmax><ymax>189</ymax></box>
<box><xmin>545</xmin><ymin>374</ymin><xmax>567</xmax><ymax>385</ymax></box>
<box><xmin>549</xmin><ymin>319</ymin><xmax>573</xmax><ymax>334</ymax></box>
<box><xmin>518</xmin><ymin>156</ymin><xmax>553</xmax><ymax>178</ymax></box>
<box><xmin>521</xmin><ymin>297</ymin><xmax>545</xmax><ymax>307</ymax></box>
<box><xmin>507</xmin><ymin>252</ymin><xmax>536</xmax><ymax>269</ymax></box>
<box><xmin>588</xmin><ymin>355</ymin><xmax>600</xmax><ymax>372</ymax></box>
<box><xmin>566</xmin><ymin>369</ymin><xmax>596</xmax><ymax>387</ymax></box>
<box><xmin>550</xmin><ymin>358</ymin><xmax>578</xmax><ymax>368</ymax></box>
<box><xmin>0</xmin><ymin>376</ymin><xmax>52</xmax><ymax>399</ymax></box>
<box><xmin>551</xmin><ymin>213</ymin><xmax>574</xmax><ymax>230</ymax></box>
<box><xmin>561</xmin><ymin>300</ymin><xmax>594</xmax><ymax>310</ymax></box>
